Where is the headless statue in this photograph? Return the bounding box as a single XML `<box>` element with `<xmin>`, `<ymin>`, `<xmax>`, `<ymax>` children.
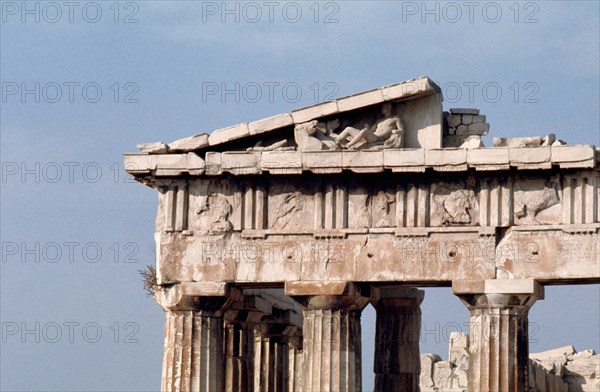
<box><xmin>335</xmin><ymin>102</ymin><xmax>404</xmax><ymax>149</ymax></box>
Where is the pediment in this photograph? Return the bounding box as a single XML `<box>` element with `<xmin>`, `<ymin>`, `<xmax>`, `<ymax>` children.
<box><xmin>127</xmin><ymin>76</ymin><xmax>598</xmax><ymax>181</ymax></box>
<box><xmin>137</xmin><ymin>76</ymin><xmax>443</xmax><ymax>154</ymax></box>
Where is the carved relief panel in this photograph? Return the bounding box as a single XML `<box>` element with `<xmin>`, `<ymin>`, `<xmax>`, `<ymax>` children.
<box><xmin>347</xmin><ymin>186</ymin><xmax>370</xmax><ymax>228</ymax></box>
<box><xmin>347</xmin><ymin>184</ymin><xmax>396</xmax><ymax>229</ymax></box>
<box><xmin>268</xmin><ymin>183</ymin><xmax>313</xmax><ymax>231</ymax></box>
<box><xmin>430</xmin><ymin>181</ymin><xmax>479</xmax><ymax>227</ymax></box>
<box><xmin>513</xmin><ymin>176</ymin><xmax>561</xmax><ymax>225</ymax></box>
<box><xmin>188</xmin><ymin>179</ymin><xmax>236</xmax><ymax>234</ymax></box>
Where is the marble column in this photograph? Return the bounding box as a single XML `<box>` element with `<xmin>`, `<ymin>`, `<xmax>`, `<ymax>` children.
<box><xmin>287</xmin><ymin>335</ymin><xmax>303</xmax><ymax>392</ymax></box>
<box><xmin>254</xmin><ymin>327</ymin><xmax>285</xmax><ymax>391</ymax></box>
<box><xmin>453</xmin><ymin>279</ymin><xmax>544</xmax><ymax>392</ymax></box>
<box><xmin>224</xmin><ymin>320</ymin><xmax>255</xmax><ymax>392</ymax></box>
<box><xmin>162</xmin><ymin>308</ymin><xmax>224</xmax><ymax>391</ymax></box>
<box><xmin>222</xmin><ymin>289</ymin><xmax>303</xmax><ymax>392</ymax></box>
<box><xmin>223</xmin><ymin>297</ymin><xmax>271</xmax><ymax>392</ymax></box>
<box><xmin>293</xmin><ymin>290</ymin><xmax>369</xmax><ymax>392</ymax></box>
<box><xmin>370</xmin><ymin>286</ymin><xmax>424</xmax><ymax>392</ymax></box>
<box><xmin>253</xmin><ymin>318</ymin><xmax>301</xmax><ymax>392</ymax></box>
<box><xmin>157</xmin><ymin>283</ymin><xmax>239</xmax><ymax>392</ymax></box>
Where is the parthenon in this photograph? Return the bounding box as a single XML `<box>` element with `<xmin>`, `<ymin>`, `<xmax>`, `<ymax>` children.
<box><xmin>124</xmin><ymin>76</ymin><xmax>600</xmax><ymax>391</ymax></box>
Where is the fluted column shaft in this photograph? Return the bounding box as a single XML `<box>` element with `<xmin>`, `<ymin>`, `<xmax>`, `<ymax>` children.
<box><xmin>467</xmin><ymin>300</ymin><xmax>530</xmax><ymax>391</ymax></box>
<box><xmin>454</xmin><ymin>280</ymin><xmax>543</xmax><ymax>392</ymax></box>
<box><xmin>254</xmin><ymin>331</ymin><xmax>289</xmax><ymax>391</ymax></box>
<box><xmin>162</xmin><ymin>309</ymin><xmax>224</xmax><ymax>392</ymax></box>
<box><xmin>371</xmin><ymin>287</ymin><xmax>424</xmax><ymax>392</ymax></box>
<box><xmin>287</xmin><ymin>336</ymin><xmax>303</xmax><ymax>392</ymax></box>
<box><xmin>224</xmin><ymin>321</ymin><xmax>255</xmax><ymax>392</ymax></box>
<box><xmin>296</xmin><ymin>294</ymin><xmax>369</xmax><ymax>392</ymax></box>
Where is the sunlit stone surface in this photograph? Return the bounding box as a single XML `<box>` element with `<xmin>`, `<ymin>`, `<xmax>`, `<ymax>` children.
<box><xmin>126</xmin><ymin>76</ymin><xmax>599</xmax><ymax>391</ymax></box>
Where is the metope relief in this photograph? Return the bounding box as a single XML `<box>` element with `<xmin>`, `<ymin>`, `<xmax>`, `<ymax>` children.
<box><xmin>370</xmin><ymin>190</ymin><xmax>396</xmax><ymax>228</ymax></box>
<box><xmin>195</xmin><ymin>193</ymin><xmax>233</xmax><ymax>234</ymax></box>
<box><xmin>188</xmin><ymin>181</ymin><xmax>234</xmax><ymax>234</ymax></box>
<box><xmin>268</xmin><ymin>184</ymin><xmax>313</xmax><ymax>231</ymax></box>
<box><xmin>514</xmin><ymin>177</ymin><xmax>561</xmax><ymax>225</ymax></box>
<box><xmin>347</xmin><ymin>188</ymin><xmax>370</xmax><ymax>228</ymax></box>
<box><xmin>430</xmin><ymin>182</ymin><xmax>479</xmax><ymax>226</ymax></box>
<box><xmin>347</xmin><ymin>187</ymin><xmax>396</xmax><ymax>228</ymax></box>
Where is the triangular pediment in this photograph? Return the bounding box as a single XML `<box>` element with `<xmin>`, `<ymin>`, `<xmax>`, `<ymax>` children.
<box><xmin>127</xmin><ymin>76</ymin><xmax>597</xmax><ymax>182</ymax></box>
<box><xmin>137</xmin><ymin>76</ymin><xmax>443</xmax><ymax>154</ymax></box>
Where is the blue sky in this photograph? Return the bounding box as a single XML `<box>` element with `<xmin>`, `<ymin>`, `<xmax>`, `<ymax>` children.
<box><xmin>1</xmin><ymin>1</ymin><xmax>599</xmax><ymax>390</ymax></box>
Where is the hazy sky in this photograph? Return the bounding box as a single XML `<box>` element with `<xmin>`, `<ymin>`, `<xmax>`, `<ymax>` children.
<box><xmin>1</xmin><ymin>1</ymin><xmax>599</xmax><ymax>390</ymax></box>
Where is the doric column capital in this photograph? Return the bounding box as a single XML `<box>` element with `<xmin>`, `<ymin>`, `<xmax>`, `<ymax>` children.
<box><xmin>285</xmin><ymin>281</ymin><xmax>369</xmax><ymax>311</ymax></box>
<box><xmin>453</xmin><ymin>279</ymin><xmax>544</xmax><ymax>311</ymax></box>
<box><xmin>370</xmin><ymin>285</ymin><xmax>425</xmax><ymax>310</ymax></box>
<box><xmin>295</xmin><ymin>294</ymin><xmax>369</xmax><ymax>311</ymax></box>
<box><xmin>155</xmin><ymin>282</ymin><xmax>241</xmax><ymax>313</ymax></box>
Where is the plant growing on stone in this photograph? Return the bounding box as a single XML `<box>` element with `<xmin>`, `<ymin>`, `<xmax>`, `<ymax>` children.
<box><xmin>139</xmin><ymin>265</ymin><xmax>157</xmax><ymax>297</ymax></box>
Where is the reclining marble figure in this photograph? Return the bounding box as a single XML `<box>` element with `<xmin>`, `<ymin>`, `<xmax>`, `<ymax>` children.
<box><xmin>335</xmin><ymin>102</ymin><xmax>404</xmax><ymax>149</ymax></box>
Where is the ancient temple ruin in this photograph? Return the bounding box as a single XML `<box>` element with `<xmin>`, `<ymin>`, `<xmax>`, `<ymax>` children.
<box><xmin>124</xmin><ymin>76</ymin><xmax>600</xmax><ymax>391</ymax></box>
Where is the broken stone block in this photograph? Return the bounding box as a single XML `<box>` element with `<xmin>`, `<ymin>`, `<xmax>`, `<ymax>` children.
<box><xmin>564</xmin><ymin>354</ymin><xmax>600</xmax><ymax>392</ymax></box>
<box><xmin>447</xmin><ymin>114</ymin><xmax>462</xmax><ymax>127</ymax></box>
<box><xmin>420</xmin><ymin>354</ymin><xmax>441</xmax><ymax>388</ymax></box>
<box><xmin>450</xmin><ymin>108</ymin><xmax>480</xmax><ymax>115</ymax></box>
<box><xmin>460</xmin><ymin>135</ymin><xmax>484</xmax><ymax>149</ymax></box>
<box><xmin>552</xmin><ymin>139</ymin><xmax>567</xmax><ymax>146</ymax></box>
<box><xmin>456</xmin><ymin>125</ymin><xmax>469</xmax><ymax>135</ymax></box>
<box><xmin>462</xmin><ymin>114</ymin><xmax>473</xmax><ymax>125</ymax></box>
<box><xmin>569</xmin><ymin>349</ymin><xmax>596</xmax><ymax>360</ymax></box>
<box><xmin>513</xmin><ymin>136</ymin><xmax>543</xmax><ymax>147</ymax></box>
<box><xmin>449</xmin><ymin>332</ymin><xmax>470</xmax><ymax>364</ymax></box>
<box><xmin>564</xmin><ymin>355</ymin><xmax>600</xmax><ymax>378</ymax></box>
<box><xmin>531</xmin><ymin>345</ymin><xmax>576</xmax><ymax>360</ymax></box>
<box><xmin>542</xmin><ymin>133</ymin><xmax>556</xmax><ymax>146</ymax></box>
<box><xmin>468</xmin><ymin>122</ymin><xmax>490</xmax><ymax>135</ymax></box>
<box><xmin>472</xmin><ymin>114</ymin><xmax>486</xmax><ymax>123</ymax></box>
<box><xmin>454</xmin><ymin>365</ymin><xmax>468</xmax><ymax>389</ymax></box>
<box><xmin>493</xmin><ymin>137</ymin><xmax>507</xmax><ymax>147</ymax></box>
<box><xmin>168</xmin><ymin>133</ymin><xmax>209</xmax><ymax>152</ymax></box>
<box><xmin>493</xmin><ymin>136</ymin><xmax>542</xmax><ymax>148</ymax></box>
<box><xmin>433</xmin><ymin>361</ymin><xmax>453</xmax><ymax>389</ymax></box>
<box><xmin>137</xmin><ymin>142</ymin><xmax>169</xmax><ymax>154</ymax></box>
